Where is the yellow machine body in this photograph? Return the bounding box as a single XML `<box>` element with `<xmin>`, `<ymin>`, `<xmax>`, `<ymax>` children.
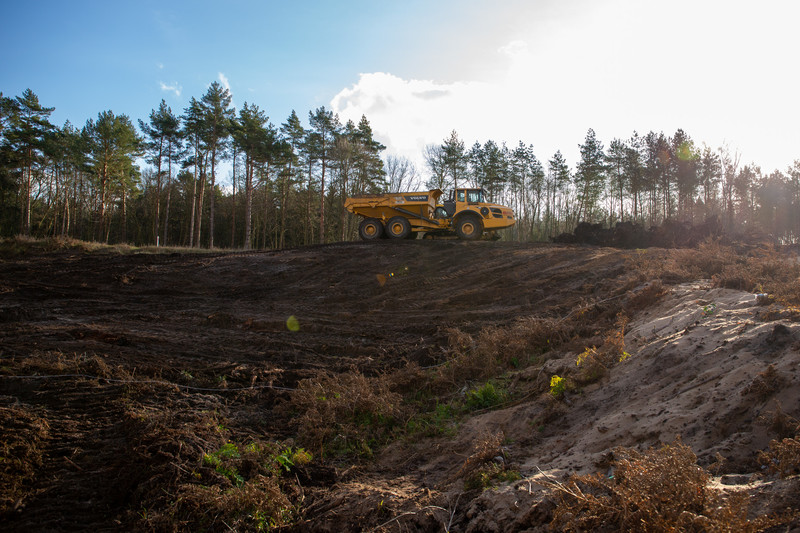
<box><xmin>345</xmin><ymin>188</ymin><xmax>515</xmax><ymax>240</ymax></box>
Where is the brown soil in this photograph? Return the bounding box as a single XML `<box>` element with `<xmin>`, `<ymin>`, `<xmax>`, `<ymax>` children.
<box><xmin>1</xmin><ymin>240</ymin><xmax>799</xmax><ymax>531</ymax></box>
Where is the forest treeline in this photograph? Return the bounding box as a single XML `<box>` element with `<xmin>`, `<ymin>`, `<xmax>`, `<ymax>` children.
<box><xmin>1</xmin><ymin>85</ymin><xmax>799</xmax><ymax>248</ymax></box>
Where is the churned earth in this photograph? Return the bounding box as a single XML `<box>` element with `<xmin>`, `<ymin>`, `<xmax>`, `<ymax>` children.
<box><xmin>1</xmin><ymin>239</ymin><xmax>798</xmax><ymax>531</ymax></box>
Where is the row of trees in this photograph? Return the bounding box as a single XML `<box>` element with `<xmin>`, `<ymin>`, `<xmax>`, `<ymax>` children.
<box><xmin>424</xmin><ymin>129</ymin><xmax>800</xmax><ymax>243</ymax></box>
<box><xmin>2</xmin><ymin>85</ymin><xmax>799</xmax><ymax>247</ymax></box>
<box><xmin>0</xmin><ymin>85</ymin><xmax>386</xmax><ymax>248</ymax></box>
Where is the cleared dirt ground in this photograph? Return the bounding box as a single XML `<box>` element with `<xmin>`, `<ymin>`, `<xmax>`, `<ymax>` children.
<box><xmin>1</xmin><ymin>240</ymin><xmax>799</xmax><ymax>531</ymax></box>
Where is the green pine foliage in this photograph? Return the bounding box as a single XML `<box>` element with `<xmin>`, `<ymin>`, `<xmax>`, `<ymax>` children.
<box><xmin>1</xmin><ymin>86</ymin><xmax>800</xmax><ymax>246</ymax></box>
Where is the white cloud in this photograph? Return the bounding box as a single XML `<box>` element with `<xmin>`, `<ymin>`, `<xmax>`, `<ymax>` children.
<box><xmin>218</xmin><ymin>72</ymin><xmax>231</xmax><ymax>92</ymax></box>
<box><xmin>159</xmin><ymin>81</ymin><xmax>182</xmax><ymax>97</ymax></box>
<box><xmin>331</xmin><ymin>0</ymin><xmax>800</xmax><ymax>178</ymax></box>
<box><xmin>332</xmin><ymin>72</ymin><xmax>492</xmax><ymax>159</ymax></box>
<box><xmin>498</xmin><ymin>39</ymin><xmax>528</xmax><ymax>59</ymax></box>
<box><xmin>218</xmin><ymin>72</ymin><xmax>236</xmax><ymax>108</ymax></box>
<box><xmin>331</xmin><ymin>59</ymin><xmax>580</xmax><ymax>174</ymax></box>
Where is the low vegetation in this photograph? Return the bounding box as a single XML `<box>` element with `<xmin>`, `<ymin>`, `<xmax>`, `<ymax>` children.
<box><xmin>549</xmin><ymin>439</ymin><xmax>795</xmax><ymax>532</ymax></box>
<box><xmin>0</xmin><ymin>235</ymin><xmax>214</xmax><ymax>258</ymax></box>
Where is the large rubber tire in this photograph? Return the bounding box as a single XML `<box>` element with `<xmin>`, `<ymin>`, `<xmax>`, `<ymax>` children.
<box><xmin>385</xmin><ymin>216</ymin><xmax>412</xmax><ymax>239</ymax></box>
<box><xmin>359</xmin><ymin>218</ymin><xmax>384</xmax><ymax>240</ymax></box>
<box><xmin>455</xmin><ymin>214</ymin><xmax>483</xmax><ymax>240</ymax></box>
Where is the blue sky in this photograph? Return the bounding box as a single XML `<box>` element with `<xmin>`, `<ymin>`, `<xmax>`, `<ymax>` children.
<box><xmin>3</xmin><ymin>0</ymin><xmax>799</xmax><ymax>181</ymax></box>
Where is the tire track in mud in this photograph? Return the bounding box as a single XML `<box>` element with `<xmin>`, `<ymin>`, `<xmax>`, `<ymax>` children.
<box><xmin>0</xmin><ymin>241</ymin><xmax>640</xmax><ymax>530</ymax></box>
<box><xmin>2</xmin><ymin>379</ymin><xmax>130</xmax><ymax>531</ymax></box>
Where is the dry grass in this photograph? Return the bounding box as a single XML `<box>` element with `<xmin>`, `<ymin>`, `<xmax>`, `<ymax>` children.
<box><xmin>288</xmin><ymin>370</ymin><xmax>405</xmax><ymax>457</ymax></box>
<box><xmin>575</xmin><ymin>313</ymin><xmax>630</xmax><ymax>385</ymax></box>
<box><xmin>628</xmin><ymin>239</ymin><xmax>800</xmax><ymax>308</ymax></box>
<box><xmin>3</xmin><ymin>350</ymin><xmax>134</xmax><ymax>383</ymax></box>
<box><xmin>550</xmin><ymin>439</ymin><xmax>790</xmax><ymax>532</ymax></box>
<box><xmin>741</xmin><ymin>365</ymin><xmax>785</xmax><ymax>401</ymax></box>
<box><xmin>433</xmin><ymin>317</ymin><xmax>572</xmax><ymax>392</ymax></box>
<box><xmin>0</xmin><ymin>403</ymin><xmax>50</xmax><ymax>516</ymax></box>
<box><xmin>757</xmin><ymin>401</ymin><xmax>799</xmax><ymax>440</ymax></box>
<box><xmin>759</xmin><ymin>435</ymin><xmax>800</xmax><ymax>479</ymax></box>
<box><xmin>122</xmin><ymin>404</ymin><xmax>302</xmax><ymax>531</ymax></box>
<box><xmin>448</xmin><ymin>431</ymin><xmax>505</xmax><ymax>485</ymax></box>
<box><xmin>0</xmin><ymin>235</ymin><xmax>216</xmax><ymax>258</ymax></box>
<box><xmin>625</xmin><ymin>280</ymin><xmax>668</xmax><ymax>312</ymax></box>
<box><xmin>150</xmin><ymin>477</ymin><xmax>294</xmax><ymax>532</ymax></box>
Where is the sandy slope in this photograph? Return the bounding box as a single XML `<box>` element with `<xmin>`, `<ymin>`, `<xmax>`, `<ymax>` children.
<box><xmin>424</xmin><ymin>281</ymin><xmax>800</xmax><ymax>531</ymax></box>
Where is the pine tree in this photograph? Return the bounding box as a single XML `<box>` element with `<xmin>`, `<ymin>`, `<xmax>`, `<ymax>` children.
<box><xmin>547</xmin><ymin>150</ymin><xmax>571</xmax><ymax>235</ymax></box>
<box><xmin>511</xmin><ymin>142</ymin><xmax>544</xmax><ymax>239</ymax></box>
<box><xmin>624</xmin><ymin>133</ymin><xmax>646</xmax><ymax>223</ymax></box>
<box><xmin>182</xmin><ymin>97</ymin><xmax>208</xmax><ymax>247</ymax></box>
<box><xmin>574</xmin><ymin>129</ymin><xmax>606</xmax><ymax>224</ymax></box>
<box><xmin>233</xmin><ymin>102</ymin><xmax>271</xmax><ymax>249</ymax></box>
<box><xmin>200</xmin><ymin>81</ymin><xmax>235</xmax><ymax>248</ymax></box>
<box><xmin>139</xmin><ymin>100</ymin><xmax>180</xmax><ymax>245</ymax></box>
<box><xmin>308</xmin><ymin>107</ymin><xmax>339</xmax><ymax>244</ymax></box>
<box><xmin>279</xmin><ymin>111</ymin><xmax>305</xmax><ymax>248</ymax></box>
<box><xmin>644</xmin><ymin>131</ymin><xmax>671</xmax><ymax>223</ymax></box>
<box><xmin>353</xmin><ymin>115</ymin><xmax>386</xmax><ymax>193</ymax></box>
<box><xmin>442</xmin><ymin>130</ymin><xmax>467</xmax><ymax>190</ymax></box>
<box><xmin>83</xmin><ymin>110</ymin><xmax>142</xmax><ymax>242</ymax></box>
<box><xmin>670</xmin><ymin>129</ymin><xmax>699</xmax><ymax>221</ymax></box>
<box><xmin>470</xmin><ymin>140</ymin><xmax>506</xmax><ymax>201</ymax></box>
<box><xmin>7</xmin><ymin>89</ymin><xmax>54</xmax><ymax>235</ymax></box>
<box><xmin>697</xmin><ymin>146</ymin><xmax>721</xmax><ymax>213</ymax></box>
<box><xmin>718</xmin><ymin>144</ymin><xmax>740</xmax><ymax>230</ymax></box>
<box><xmin>606</xmin><ymin>139</ymin><xmax>627</xmax><ymax>223</ymax></box>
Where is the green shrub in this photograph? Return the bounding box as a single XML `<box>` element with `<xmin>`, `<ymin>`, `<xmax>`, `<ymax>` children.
<box><xmin>466</xmin><ymin>381</ymin><xmax>506</xmax><ymax>410</ymax></box>
<box><xmin>549</xmin><ymin>375</ymin><xmax>566</xmax><ymax>397</ymax></box>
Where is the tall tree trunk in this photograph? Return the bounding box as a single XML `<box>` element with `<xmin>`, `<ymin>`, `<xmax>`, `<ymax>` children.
<box><xmin>244</xmin><ymin>157</ymin><xmax>253</xmax><ymax>250</ymax></box>
<box><xmin>306</xmin><ymin>161</ymin><xmax>314</xmax><ymax>245</ymax></box>
<box><xmin>154</xmin><ymin>137</ymin><xmax>163</xmax><ymax>245</ymax></box>
<box><xmin>162</xmin><ymin>150</ymin><xmax>172</xmax><ymax>246</ymax></box>
<box><xmin>319</xmin><ymin>161</ymin><xmax>326</xmax><ymax>244</ymax></box>
<box><xmin>100</xmin><ymin>159</ymin><xmax>108</xmax><ymax>243</ymax></box>
<box><xmin>122</xmin><ymin>187</ymin><xmax>128</xmax><ymax>243</ymax></box>
<box><xmin>24</xmin><ymin>148</ymin><xmax>32</xmax><ymax>235</ymax></box>
<box><xmin>195</xmin><ymin>172</ymin><xmax>205</xmax><ymax>247</ymax></box>
<box><xmin>340</xmin><ymin>172</ymin><xmax>348</xmax><ymax>241</ymax></box>
<box><xmin>230</xmin><ymin>150</ymin><xmax>237</xmax><ymax>248</ymax></box>
<box><xmin>209</xmin><ymin>147</ymin><xmax>216</xmax><ymax>248</ymax></box>
<box><xmin>188</xmin><ymin>147</ymin><xmax>198</xmax><ymax>246</ymax></box>
<box><xmin>263</xmin><ymin>177</ymin><xmax>269</xmax><ymax>248</ymax></box>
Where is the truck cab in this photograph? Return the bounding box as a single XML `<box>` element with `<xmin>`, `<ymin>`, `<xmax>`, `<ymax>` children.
<box><xmin>437</xmin><ymin>188</ymin><xmax>516</xmax><ymax>240</ymax></box>
<box><xmin>442</xmin><ymin>188</ymin><xmax>486</xmax><ymax>216</ymax></box>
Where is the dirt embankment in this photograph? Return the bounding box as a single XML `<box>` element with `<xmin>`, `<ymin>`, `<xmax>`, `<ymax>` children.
<box><xmin>1</xmin><ymin>240</ymin><xmax>799</xmax><ymax>531</ymax></box>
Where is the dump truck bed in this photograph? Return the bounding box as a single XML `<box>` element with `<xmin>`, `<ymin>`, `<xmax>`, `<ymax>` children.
<box><xmin>344</xmin><ymin>189</ymin><xmax>444</xmax><ymax>229</ymax></box>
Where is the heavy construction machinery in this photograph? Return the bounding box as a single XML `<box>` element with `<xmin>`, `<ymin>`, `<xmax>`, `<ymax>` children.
<box><xmin>344</xmin><ymin>188</ymin><xmax>515</xmax><ymax>241</ymax></box>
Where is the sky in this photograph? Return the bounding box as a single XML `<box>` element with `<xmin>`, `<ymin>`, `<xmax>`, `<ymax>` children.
<box><xmin>3</xmin><ymin>0</ymin><xmax>799</xmax><ymax>184</ymax></box>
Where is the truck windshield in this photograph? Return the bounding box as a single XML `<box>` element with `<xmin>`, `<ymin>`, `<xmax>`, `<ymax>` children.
<box><xmin>466</xmin><ymin>190</ymin><xmax>483</xmax><ymax>203</ymax></box>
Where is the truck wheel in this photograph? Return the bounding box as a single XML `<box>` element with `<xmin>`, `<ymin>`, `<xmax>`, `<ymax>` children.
<box><xmin>359</xmin><ymin>218</ymin><xmax>384</xmax><ymax>240</ymax></box>
<box><xmin>385</xmin><ymin>216</ymin><xmax>412</xmax><ymax>239</ymax></box>
<box><xmin>455</xmin><ymin>215</ymin><xmax>482</xmax><ymax>240</ymax></box>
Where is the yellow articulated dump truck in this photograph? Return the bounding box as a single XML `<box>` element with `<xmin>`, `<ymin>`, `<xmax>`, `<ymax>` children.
<box><xmin>344</xmin><ymin>188</ymin><xmax>515</xmax><ymax>241</ymax></box>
